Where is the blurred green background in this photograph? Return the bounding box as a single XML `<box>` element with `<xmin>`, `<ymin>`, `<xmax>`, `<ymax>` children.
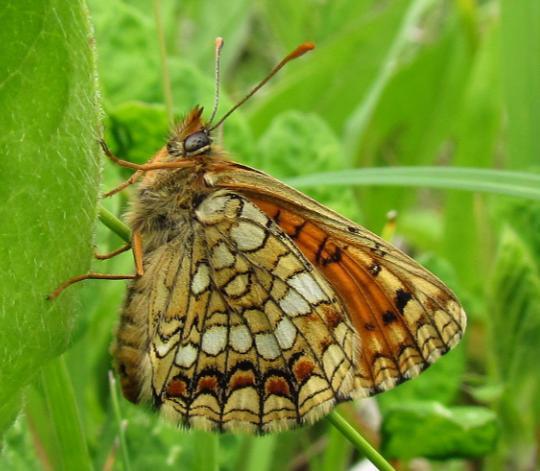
<box><xmin>1</xmin><ymin>0</ymin><xmax>540</xmax><ymax>469</ymax></box>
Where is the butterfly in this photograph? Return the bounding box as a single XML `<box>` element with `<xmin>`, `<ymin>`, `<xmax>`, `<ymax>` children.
<box><xmin>50</xmin><ymin>40</ymin><xmax>466</xmax><ymax>434</ymax></box>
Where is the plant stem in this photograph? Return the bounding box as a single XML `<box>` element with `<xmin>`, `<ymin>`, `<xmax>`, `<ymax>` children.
<box><xmin>98</xmin><ymin>206</ymin><xmax>131</xmax><ymax>242</ymax></box>
<box><xmin>326</xmin><ymin>411</ymin><xmax>396</xmax><ymax>471</ymax></box>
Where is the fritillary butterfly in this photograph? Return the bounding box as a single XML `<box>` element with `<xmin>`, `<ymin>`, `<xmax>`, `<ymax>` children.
<box><xmin>51</xmin><ymin>41</ymin><xmax>466</xmax><ymax>434</ymax></box>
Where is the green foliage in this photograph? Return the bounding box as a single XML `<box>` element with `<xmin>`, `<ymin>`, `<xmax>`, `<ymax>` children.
<box><xmin>0</xmin><ymin>0</ymin><xmax>100</xmax><ymax>435</ymax></box>
<box><xmin>2</xmin><ymin>0</ymin><xmax>540</xmax><ymax>469</ymax></box>
<box><xmin>257</xmin><ymin>111</ymin><xmax>361</xmax><ymax>220</ymax></box>
<box><xmin>381</xmin><ymin>402</ymin><xmax>499</xmax><ymax>459</ymax></box>
<box><xmin>487</xmin><ymin>225</ymin><xmax>540</xmax><ymax>468</ymax></box>
<box><xmin>25</xmin><ymin>359</ymin><xmax>92</xmax><ymax>470</ymax></box>
<box><xmin>500</xmin><ymin>1</ymin><xmax>540</xmax><ymax>168</ymax></box>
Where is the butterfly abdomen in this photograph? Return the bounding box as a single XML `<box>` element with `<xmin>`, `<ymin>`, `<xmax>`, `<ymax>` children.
<box><xmin>113</xmin><ymin>286</ymin><xmax>153</xmax><ymax>404</ymax></box>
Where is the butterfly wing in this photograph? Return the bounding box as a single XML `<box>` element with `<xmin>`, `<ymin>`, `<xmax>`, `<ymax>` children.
<box><xmin>204</xmin><ymin>163</ymin><xmax>467</xmax><ymax>396</ymax></box>
<box><xmin>116</xmin><ymin>189</ymin><xmax>360</xmax><ymax>433</ymax></box>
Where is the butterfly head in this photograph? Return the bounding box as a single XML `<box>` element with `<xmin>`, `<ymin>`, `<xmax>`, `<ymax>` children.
<box><xmin>167</xmin><ymin>106</ymin><xmax>212</xmax><ymax>158</ymax></box>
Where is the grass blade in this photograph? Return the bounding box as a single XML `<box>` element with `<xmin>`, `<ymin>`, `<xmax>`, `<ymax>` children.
<box><xmin>40</xmin><ymin>356</ymin><xmax>93</xmax><ymax>471</ymax></box>
<box><xmin>193</xmin><ymin>431</ymin><xmax>219</xmax><ymax>471</ymax></box>
<box><xmin>241</xmin><ymin>435</ymin><xmax>277</xmax><ymax>471</ymax></box>
<box><xmin>344</xmin><ymin>0</ymin><xmax>438</xmax><ymax>160</ymax></box>
<box><xmin>109</xmin><ymin>371</ymin><xmax>132</xmax><ymax>471</ymax></box>
<box><xmin>286</xmin><ymin>167</ymin><xmax>540</xmax><ymax>201</ymax></box>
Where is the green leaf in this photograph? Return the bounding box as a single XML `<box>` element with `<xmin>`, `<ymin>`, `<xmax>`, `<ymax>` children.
<box><xmin>327</xmin><ymin>412</ymin><xmax>395</xmax><ymax>471</ymax></box>
<box><xmin>443</xmin><ymin>18</ymin><xmax>502</xmax><ymax>289</ymax></box>
<box><xmin>0</xmin><ymin>0</ymin><xmax>100</xmax><ymax>434</ymax></box>
<box><xmin>488</xmin><ymin>226</ymin><xmax>540</xmax><ymax>468</ymax></box>
<box><xmin>0</xmin><ymin>415</ymin><xmax>40</xmax><ymax>470</ymax></box>
<box><xmin>25</xmin><ymin>357</ymin><xmax>92</xmax><ymax>471</ymax></box>
<box><xmin>256</xmin><ymin>111</ymin><xmax>361</xmax><ymax>220</ymax></box>
<box><xmin>321</xmin><ymin>425</ymin><xmax>351</xmax><ymax>471</ymax></box>
<box><xmin>193</xmin><ymin>431</ymin><xmax>219</xmax><ymax>471</ymax></box>
<box><xmin>490</xmin><ymin>226</ymin><xmax>540</xmax><ymax>378</ymax></box>
<box><xmin>378</xmin><ymin>342</ymin><xmax>466</xmax><ymax>410</ymax></box>
<box><xmin>172</xmin><ymin>0</ymin><xmax>252</xmax><ymax>77</ymax></box>
<box><xmin>106</xmin><ymin>101</ymin><xmax>170</xmax><ymax>165</ymax></box>
<box><xmin>260</xmin><ymin>0</ymin><xmax>372</xmax><ymax>48</ymax></box>
<box><xmin>88</xmin><ymin>0</ymin><xmax>161</xmax><ymax>104</ymax></box>
<box><xmin>247</xmin><ymin>1</ymin><xmax>411</xmax><ymax>136</ymax></box>
<box><xmin>501</xmin><ymin>0</ymin><xmax>540</xmax><ymax>168</ymax></box>
<box><xmin>345</xmin><ymin>0</ymin><xmax>452</xmax><ymax>162</ymax></box>
<box><xmin>381</xmin><ymin>402</ymin><xmax>498</xmax><ymax>459</ymax></box>
<box><xmin>237</xmin><ymin>435</ymin><xmax>277</xmax><ymax>471</ymax></box>
<box><xmin>349</xmin><ymin>3</ymin><xmax>476</xmax><ymax>228</ymax></box>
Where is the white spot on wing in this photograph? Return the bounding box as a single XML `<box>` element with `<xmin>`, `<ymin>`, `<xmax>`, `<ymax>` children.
<box><xmin>155</xmin><ymin>338</ymin><xmax>175</xmax><ymax>358</ymax></box>
<box><xmin>197</xmin><ymin>194</ymin><xmax>228</xmax><ymax>216</ymax></box>
<box><xmin>230</xmin><ymin>325</ymin><xmax>252</xmax><ymax>353</ymax></box>
<box><xmin>241</xmin><ymin>202</ymin><xmax>269</xmax><ymax>226</ymax></box>
<box><xmin>288</xmin><ymin>272</ymin><xmax>327</xmax><ymax>304</ymax></box>
<box><xmin>175</xmin><ymin>344</ymin><xmax>197</xmax><ymax>367</ymax></box>
<box><xmin>279</xmin><ymin>289</ymin><xmax>311</xmax><ymax>316</ymax></box>
<box><xmin>192</xmin><ymin>263</ymin><xmax>210</xmax><ymax>295</ymax></box>
<box><xmin>201</xmin><ymin>326</ymin><xmax>228</xmax><ymax>355</ymax></box>
<box><xmin>230</xmin><ymin>221</ymin><xmax>266</xmax><ymax>251</ymax></box>
<box><xmin>195</xmin><ymin>192</ymin><xmax>241</xmax><ymax>224</ymax></box>
<box><xmin>275</xmin><ymin>317</ymin><xmax>297</xmax><ymax>350</ymax></box>
<box><xmin>255</xmin><ymin>333</ymin><xmax>280</xmax><ymax>360</ymax></box>
<box><xmin>212</xmin><ymin>242</ymin><xmax>235</xmax><ymax>269</ymax></box>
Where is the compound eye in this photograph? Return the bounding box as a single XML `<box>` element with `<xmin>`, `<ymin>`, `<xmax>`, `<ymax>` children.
<box><xmin>184</xmin><ymin>131</ymin><xmax>210</xmax><ymax>153</ymax></box>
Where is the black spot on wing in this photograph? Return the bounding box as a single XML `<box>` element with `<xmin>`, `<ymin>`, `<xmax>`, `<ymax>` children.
<box><xmin>382</xmin><ymin>311</ymin><xmax>397</xmax><ymax>325</ymax></box>
<box><xmin>395</xmin><ymin>289</ymin><xmax>412</xmax><ymax>314</ymax></box>
<box><xmin>369</xmin><ymin>263</ymin><xmax>381</xmax><ymax>276</ymax></box>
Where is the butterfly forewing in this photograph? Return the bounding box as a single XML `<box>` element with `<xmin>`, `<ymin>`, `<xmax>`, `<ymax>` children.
<box><xmin>205</xmin><ymin>162</ymin><xmax>467</xmax><ymax>395</ymax></box>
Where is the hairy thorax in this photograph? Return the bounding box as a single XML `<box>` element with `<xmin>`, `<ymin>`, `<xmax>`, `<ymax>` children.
<box><xmin>127</xmin><ymin>156</ymin><xmax>215</xmax><ymax>254</ymax></box>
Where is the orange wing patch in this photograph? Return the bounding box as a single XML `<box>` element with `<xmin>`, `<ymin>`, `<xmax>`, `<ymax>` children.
<box><xmin>251</xmin><ymin>198</ymin><xmax>464</xmax><ymax>396</ymax></box>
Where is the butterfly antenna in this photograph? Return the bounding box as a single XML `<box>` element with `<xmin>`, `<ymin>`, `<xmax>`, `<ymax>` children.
<box><xmin>208</xmin><ymin>42</ymin><xmax>315</xmax><ymax>132</ymax></box>
<box><xmin>208</xmin><ymin>37</ymin><xmax>225</xmax><ymax>126</ymax></box>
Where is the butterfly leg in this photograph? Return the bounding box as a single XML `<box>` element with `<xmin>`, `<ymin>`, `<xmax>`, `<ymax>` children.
<box><xmin>48</xmin><ymin>232</ymin><xmax>145</xmax><ymax>300</ymax></box>
<box><xmin>100</xmin><ymin>138</ymin><xmax>191</xmax><ymax>198</ymax></box>
<box><xmin>132</xmin><ymin>231</ymin><xmax>144</xmax><ymax>276</ymax></box>
<box><xmin>99</xmin><ymin>139</ymin><xmax>191</xmax><ymax>172</ymax></box>
<box><xmin>99</xmin><ymin>140</ymin><xmax>144</xmax><ymax>197</ymax></box>
<box><xmin>95</xmin><ymin>242</ymin><xmax>131</xmax><ymax>260</ymax></box>
<box><xmin>103</xmin><ymin>170</ymin><xmax>143</xmax><ymax>198</ymax></box>
<box><xmin>47</xmin><ymin>273</ymin><xmax>137</xmax><ymax>300</ymax></box>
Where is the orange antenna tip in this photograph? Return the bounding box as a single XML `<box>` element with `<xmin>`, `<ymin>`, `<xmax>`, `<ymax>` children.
<box><xmin>209</xmin><ymin>40</ymin><xmax>315</xmax><ymax>131</ymax></box>
<box><xmin>287</xmin><ymin>42</ymin><xmax>315</xmax><ymax>61</ymax></box>
<box><xmin>215</xmin><ymin>37</ymin><xmax>224</xmax><ymax>50</ymax></box>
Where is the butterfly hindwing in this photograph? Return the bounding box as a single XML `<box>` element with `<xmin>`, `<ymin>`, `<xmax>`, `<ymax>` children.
<box><xmin>116</xmin><ymin>189</ymin><xmax>359</xmax><ymax>433</ymax></box>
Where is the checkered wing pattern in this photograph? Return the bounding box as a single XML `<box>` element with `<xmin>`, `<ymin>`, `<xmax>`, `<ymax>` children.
<box><xmin>206</xmin><ymin>163</ymin><xmax>466</xmax><ymax>397</ymax></box>
<box><xmin>116</xmin><ymin>189</ymin><xmax>359</xmax><ymax>433</ymax></box>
